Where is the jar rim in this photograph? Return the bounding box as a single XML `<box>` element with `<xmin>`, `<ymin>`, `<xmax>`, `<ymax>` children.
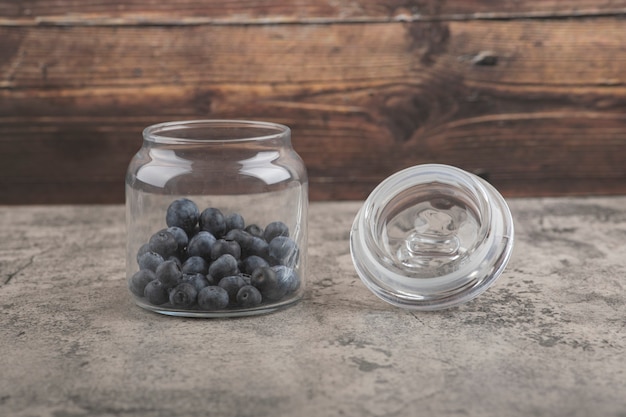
<box><xmin>143</xmin><ymin>119</ymin><xmax>291</xmax><ymax>144</ymax></box>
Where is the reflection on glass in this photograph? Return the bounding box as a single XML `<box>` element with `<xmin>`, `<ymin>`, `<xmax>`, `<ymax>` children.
<box><xmin>239</xmin><ymin>151</ymin><xmax>291</xmax><ymax>185</ymax></box>
<box><xmin>136</xmin><ymin>149</ymin><xmax>193</xmax><ymax>188</ymax></box>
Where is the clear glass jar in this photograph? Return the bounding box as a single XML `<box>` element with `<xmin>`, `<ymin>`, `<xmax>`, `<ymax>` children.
<box><xmin>350</xmin><ymin>164</ymin><xmax>514</xmax><ymax>310</ymax></box>
<box><xmin>125</xmin><ymin>120</ymin><xmax>308</xmax><ymax>317</ymax></box>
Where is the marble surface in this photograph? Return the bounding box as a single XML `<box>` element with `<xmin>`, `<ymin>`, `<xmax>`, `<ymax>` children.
<box><xmin>1</xmin><ymin>198</ymin><xmax>625</xmax><ymax>417</ymax></box>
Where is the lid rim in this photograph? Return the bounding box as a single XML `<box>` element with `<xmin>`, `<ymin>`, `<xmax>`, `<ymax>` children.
<box><xmin>350</xmin><ymin>164</ymin><xmax>515</xmax><ymax>311</ymax></box>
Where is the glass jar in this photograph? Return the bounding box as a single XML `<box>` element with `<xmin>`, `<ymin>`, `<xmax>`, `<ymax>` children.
<box><xmin>350</xmin><ymin>164</ymin><xmax>514</xmax><ymax>311</ymax></box>
<box><xmin>125</xmin><ymin>120</ymin><xmax>308</xmax><ymax>317</ymax></box>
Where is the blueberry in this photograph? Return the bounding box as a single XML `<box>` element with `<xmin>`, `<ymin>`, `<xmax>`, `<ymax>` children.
<box><xmin>165</xmin><ymin>226</ymin><xmax>189</xmax><ymax>253</ymax></box>
<box><xmin>208</xmin><ymin>254</ymin><xmax>239</xmax><ymax>281</ymax></box>
<box><xmin>199</xmin><ymin>207</ymin><xmax>226</xmax><ymax>238</ymax></box>
<box><xmin>169</xmin><ymin>282</ymin><xmax>198</xmax><ymax>308</ymax></box>
<box><xmin>182</xmin><ymin>256</ymin><xmax>209</xmax><ymax>275</ymax></box>
<box><xmin>129</xmin><ymin>269</ymin><xmax>156</xmax><ymax>297</ymax></box>
<box><xmin>210</xmin><ymin>239</ymin><xmax>241</xmax><ymax>261</ymax></box>
<box><xmin>205</xmin><ymin>274</ymin><xmax>217</xmax><ymax>286</ymax></box>
<box><xmin>137</xmin><ymin>251</ymin><xmax>164</xmax><ymax>272</ymax></box>
<box><xmin>167</xmin><ymin>256</ymin><xmax>182</xmax><ymax>268</ymax></box>
<box><xmin>197</xmin><ymin>286</ymin><xmax>229</xmax><ymax>310</ymax></box>
<box><xmin>166</xmin><ymin>198</ymin><xmax>199</xmax><ymax>235</ymax></box>
<box><xmin>229</xmin><ymin>231</ymin><xmax>268</xmax><ymax>259</ymax></box>
<box><xmin>144</xmin><ymin>280</ymin><xmax>169</xmax><ymax>305</ymax></box>
<box><xmin>218</xmin><ymin>275</ymin><xmax>247</xmax><ymax>303</ymax></box>
<box><xmin>224</xmin><ymin>229</ymin><xmax>253</xmax><ymax>249</ymax></box>
<box><xmin>242</xmin><ymin>255</ymin><xmax>269</xmax><ymax>275</ymax></box>
<box><xmin>243</xmin><ymin>237</ymin><xmax>269</xmax><ymax>259</ymax></box>
<box><xmin>182</xmin><ymin>273</ymin><xmax>210</xmax><ymax>292</ymax></box>
<box><xmin>272</xmin><ymin>265</ymin><xmax>301</xmax><ymax>294</ymax></box>
<box><xmin>136</xmin><ymin>243</ymin><xmax>150</xmax><ymax>263</ymax></box>
<box><xmin>155</xmin><ymin>259</ymin><xmax>183</xmax><ymax>289</ymax></box>
<box><xmin>187</xmin><ymin>231</ymin><xmax>216</xmax><ymax>260</ymax></box>
<box><xmin>225</xmin><ymin>212</ymin><xmax>245</xmax><ymax>232</ymax></box>
<box><xmin>241</xmin><ymin>274</ymin><xmax>252</xmax><ymax>285</ymax></box>
<box><xmin>244</xmin><ymin>224</ymin><xmax>264</xmax><ymax>239</ymax></box>
<box><xmin>251</xmin><ymin>267</ymin><xmax>286</xmax><ymax>301</ymax></box>
<box><xmin>237</xmin><ymin>285</ymin><xmax>262</xmax><ymax>307</ymax></box>
<box><xmin>263</xmin><ymin>221</ymin><xmax>289</xmax><ymax>242</ymax></box>
<box><xmin>148</xmin><ymin>230</ymin><xmax>178</xmax><ymax>259</ymax></box>
<box><xmin>268</xmin><ymin>236</ymin><xmax>299</xmax><ymax>266</ymax></box>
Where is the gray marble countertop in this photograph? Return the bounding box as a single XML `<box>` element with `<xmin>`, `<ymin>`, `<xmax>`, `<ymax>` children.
<box><xmin>1</xmin><ymin>198</ymin><xmax>625</xmax><ymax>417</ymax></box>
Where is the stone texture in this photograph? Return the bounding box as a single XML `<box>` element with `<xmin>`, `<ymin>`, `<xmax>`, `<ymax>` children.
<box><xmin>0</xmin><ymin>198</ymin><xmax>625</xmax><ymax>417</ymax></box>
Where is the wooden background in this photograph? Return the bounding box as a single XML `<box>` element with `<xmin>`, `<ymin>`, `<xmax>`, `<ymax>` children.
<box><xmin>1</xmin><ymin>1</ymin><xmax>626</xmax><ymax>204</ymax></box>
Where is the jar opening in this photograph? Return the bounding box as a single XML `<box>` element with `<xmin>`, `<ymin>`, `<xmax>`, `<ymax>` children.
<box><xmin>143</xmin><ymin>120</ymin><xmax>290</xmax><ymax>144</ymax></box>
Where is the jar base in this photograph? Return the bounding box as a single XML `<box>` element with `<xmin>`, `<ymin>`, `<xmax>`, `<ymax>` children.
<box><xmin>133</xmin><ymin>296</ymin><xmax>302</xmax><ymax>318</ymax></box>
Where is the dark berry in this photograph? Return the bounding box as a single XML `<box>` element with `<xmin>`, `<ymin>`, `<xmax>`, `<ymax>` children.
<box><xmin>169</xmin><ymin>282</ymin><xmax>198</xmax><ymax>308</ymax></box>
<box><xmin>182</xmin><ymin>273</ymin><xmax>210</xmax><ymax>292</ymax></box>
<box><xmin>167</xmin><ymin>256</ymin><xmax>182</xmax><ymax>268</ymax></box>
<box><xmin>251</xmin><ymin>267</ymin><xmax>286</xmax><ymax>301</ymax></box>
<box><xmin>148</xmin><ymin>230</ymin><xmax>178</xmax><ymax>259</ymax></box>
<box><xmin>137</xmin><ymin>251</ymin><xmax>164</xmax><ymax>272</ymax></box>
<box><xmin>218</xmin><ymin>275</ymin><xmax>247</xmax><ymax>303</ymax></box>
<box><xmin>197</xmin><ymin>286</ymin><xmax>229</xmax><ymax>310</ymax></box>
<box><xmin>230</xmin><ymin>231</ymin><xmax>267</xmax><ymax>259</ymax></box>
<box><xmin>205</xmin><ymin>274</ymin><xmax>217</xmax><ymax>286</ymax></box>
<box><xmin>136</xmin><ymin>243</ymin><xmax>150</xmax><ymax>263</ymax></box>
<box><xmin>225</xmin><ymin>212</ymin><xmax>245</xmax><ymax>232</ymax></box>
<box><xmin>237</xmin><ymin>285</ymin><xmax>262</xmax><ymax>307</ymax></box>
<box><xmin>272</xmin><ymin>265</ymin><xmax>300</xmax><ymax>294</ymax></box>
<box><xmin>187</xmin><ymin>231</ymin><xmax>216</xmax><ymax>260</ymax></box>
<box><xmin>263</xmin><ymin>221</ymin><xmax>289</xmax><ymax>242</ymax></box>
<box><xmin>241</xmin><ymin>274</ymin><xmax>252</xmax><ymax>285</ymax></box>
<box><xmin>244</xmin><ymin>224</ymin><xmax>264</xmax><ymax>238</ymax></box>
<box><xmin>165</xmin><ymin>226</ymin><xmax>189</xmax><ymax>253</ymax></box>
<box><xmin>208</xmin><ymin>254</ymin><xmax>239</xmax><ymax>281</ymax></box>
<box><xmin>182</xmin><ymin>256</ymin><xmax>209</xmax><ymax>275</ymax></box>
<box><xmin>210</xmin><ymin>239</ymin><xmax>241</xmax><ymax>261</ymax></box>
<box><xmin>224</xmin><ymin>229</ymin><xmax>253</xmax><ymax>249</ymax></box>
<box><xmin>166</xmin><ymin>198</ymin><xmax>199</xmax><ymax>235</ymax></box>
<box><xmin>268</xmin><ymin>236</ymin><xmax>299</xmax><ymax>266</ymax></box>
<box><xmin>242</xmin><ymin>255</ymin><xmax>269</xmax><ymax>275</ymax></box>
<box><xmin>144</xmin><ymin>280</ymin><xmax>169</xmax><ymax>305</ymax></box>
<box><xmin>199</xmin><ymin>207</ymin><xmax>226</xmax><ymax>238</ymax></box>
<box><xmin>243</xmin><ymin>236</ymin><xmax>269</xmax><ymax>259</ymax></box>
<box><xmin>129</xmin><ymin>269</ymin><xmax>156</xmax><ymax>297</ymax></box>
<box><xmin>155</xmin><ymin>259</ymin><xmax>183</xmax><ymax>289</ymax></box>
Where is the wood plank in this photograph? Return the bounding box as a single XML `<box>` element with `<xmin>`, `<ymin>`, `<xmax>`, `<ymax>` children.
<box><xmin>0</xmin><ymin>24</ymin><xmax>419</xmax><ymax>89</ymax></box>
<box><xmin>1</xmin><ymin>19</ymin><xmax>626</xmax><ymax>203</ymax></box>
<box><xmin>1</xmin><ymin>0</ymin><xmax>625</xmax><ymax>24</ymax></box>
<box><xmin>3</xmin><ymin>19</ymin><xmax>626</xmax><ymax>89</ymax></box>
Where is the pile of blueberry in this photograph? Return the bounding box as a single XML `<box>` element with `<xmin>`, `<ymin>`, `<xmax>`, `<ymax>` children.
<box><xmin>129</xmin><ymin>198</ymin><xmax>301</xmax><ymax>311</ymax></box>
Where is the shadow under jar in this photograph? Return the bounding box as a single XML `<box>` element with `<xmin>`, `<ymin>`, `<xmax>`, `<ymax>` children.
<box><xmin>126</xmin><ymin>120</ymin><xmax>308</xmax><ymax>317</ymax></box>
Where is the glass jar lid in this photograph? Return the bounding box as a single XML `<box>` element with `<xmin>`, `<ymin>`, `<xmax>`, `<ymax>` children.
<box><xmin>350</xmin><ymin>164</ymin><xmax>514</xmax><ymax>310</ymax></box>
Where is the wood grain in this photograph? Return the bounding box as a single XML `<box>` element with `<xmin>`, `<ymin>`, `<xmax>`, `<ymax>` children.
<box><xmin>1</xmin><ymin>0</ymin><xmax>625</xmax><ymax>24</ymax></box>
<box><xmin>1</xmin><ymin>12</ymin><xmax>626</xmax><ymax>203</ymax></box>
